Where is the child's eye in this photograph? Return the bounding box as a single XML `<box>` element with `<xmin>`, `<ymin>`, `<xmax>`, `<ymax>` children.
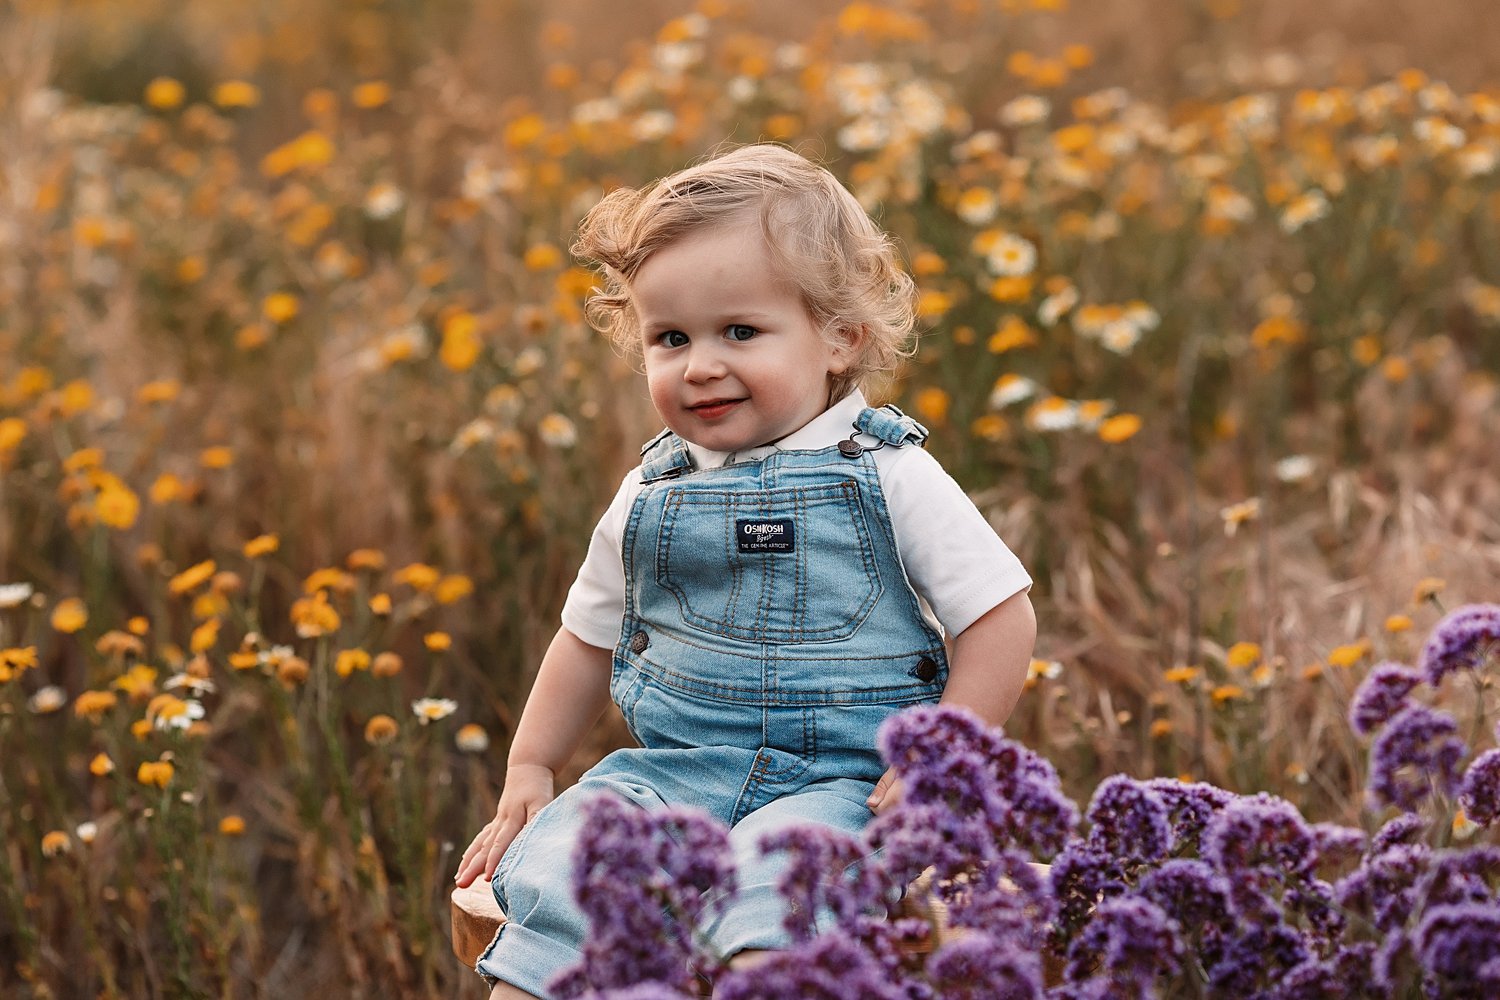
<box><xmin>658</xmin><ymin>330</ymin><xmax>689</xmax><ymax>348</ymax></box>
<box><xmin>726</xmin><ymin>324</ymin><xmax>757</xmax><ymax>342</ymax></box>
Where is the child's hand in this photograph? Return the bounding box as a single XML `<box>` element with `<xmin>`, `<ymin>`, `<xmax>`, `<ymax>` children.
<box><xmin>866</xmin><ymin>766</ymin><xmax>903</xmax><ymax>815</ymax></box>
<box><xmin>454</xmin><ymin>763</ymin><xmax>556</xmax><ymax>888</ymax></box>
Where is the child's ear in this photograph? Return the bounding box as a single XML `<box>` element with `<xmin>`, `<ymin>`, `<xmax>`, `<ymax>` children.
<box><xmin>827</xmin><ymin>323</ymin><xmax>865</xmax><ymax>375</ymax></box>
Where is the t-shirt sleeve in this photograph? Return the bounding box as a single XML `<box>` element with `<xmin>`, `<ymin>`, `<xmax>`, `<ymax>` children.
<box><xmin>882</xmin><ymin>446</ymin><xmax>1032</xmax><ymax>638</ymax></box>
<box><xmin>558</xmin><ymin>471</ymin><xmax>634</xmax><ymax>650</ymax></box>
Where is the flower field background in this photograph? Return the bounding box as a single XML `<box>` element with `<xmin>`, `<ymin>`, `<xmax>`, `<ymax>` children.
<box><xmin>1</xmin><ymin>0</ymin><xmax>1498</xmax><ymax>996</ymax></box>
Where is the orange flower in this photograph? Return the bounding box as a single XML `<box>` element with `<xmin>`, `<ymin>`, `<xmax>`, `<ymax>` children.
<box><xmin>137</xmin><ymin>760</ymin><xmax>175</xmax><ymax>788</ymax></box>
<box><xmin>169</xmin><ymin>560</ymin><xmax>217</xmax><ymax>595</ymax></box>
<box><xmin>51</xmin><ymin>598</ymin><xmax>88</xmax><ymax>634</ymax></box>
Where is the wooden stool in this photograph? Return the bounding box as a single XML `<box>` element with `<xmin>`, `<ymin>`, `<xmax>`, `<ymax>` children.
<box><xmin>452</xmin><ymin>877</ymin><xmax>507</xmax><ymax>970</ymax></box>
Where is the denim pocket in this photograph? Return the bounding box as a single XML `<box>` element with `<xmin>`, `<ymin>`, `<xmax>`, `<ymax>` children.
<box><xmin>656</xmin><ymin>481</ymin><xmax>882</xmax><ymax>643</ymax></box>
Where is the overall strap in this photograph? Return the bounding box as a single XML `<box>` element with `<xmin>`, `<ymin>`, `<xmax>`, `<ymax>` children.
<box><xmin>638</xmin><ymin>427</ymin><xmax>695</xmax><ymax>483</ymax></box>
<box><xmin>852</xmin><ymin>404</ymin><xmax>929</xmax><ymax>449</ymax></box>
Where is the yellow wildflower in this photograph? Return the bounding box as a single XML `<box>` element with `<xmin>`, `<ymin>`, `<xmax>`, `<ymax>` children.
<box><xmin>394</xmin><ymin>563</ymin><xmax>440</xmax><ymax>591</ymax></box>
<box><xmin>1327</xmin><ymin>640</ymin><xmax>1371</xmax><ymax>669</ymax></box>
<box><xmin>372</xmin><ymin>652</ymin><xmax>403</xmax><ymax>678</ymax></box>
<box><xmin>1211</xmin><ymin>685</ymin><xmax>1246</xmax><ymax>705</ymax></box>
<box><xmin>127</xmin><ymin>616</ymin><xmax>149</xmax><ymax>636</ymax></box>
<box><xmin>169</xmin><ymin>560</ymin><xmax>217</xmax><ymax>596</ymax></box>
<box><xmin>0</xmin><ymin>417</ymin><xmax>26</xmax><ymax>452</ymax></box>
<box><xmin>1163</xmin><ymin>665</ymin><xmax>1202</xmax><ymax>685</ymax></box>
<box><xmin>290</xmin><ymin>592</ymin><xmax>340</xmax><ymax>638</ymax></box>
<box><xmin>351</xmin><ymin>81</ymin><xmax>391</xmax><ymax>109</ymax></box>
<box><xmin>41</xmin><ymin>831</ymin><xmax>71</xmax><ymax>858</ymax></box>
<box><xmin>334</xmin><ymin>648</ymin><xmax>371</xmax><ymax>679</ymax></box>
<box><xmin>435</xmin><ymin>575</ymin><xmax>474</xmax><ymax>604</ymax></box>
<box><xmin>912</xmin><ymin>387</ymin><xmax>950</xmax><ymax>426</ymax></box>
<box><xmin>190</xmin><ymin>618</ymin><xmax>220</xmax><ymax>653</ymax></box>
<box><xmin>369</xmin><ymin>593</ymin><xmax>393</xmax><ymax>616</ymax></box>
<box><xmin>113</xmin><ymin>664</ymin><xmax>158</xmax><ymax>700</ymax></box>
<box><xmin>150</xmin><ymin>473</ymin><xmax>187</xmax><ymax>505</ymax></box>
<box><xmin>51</xmin><ymin>598</ymin><xmax>88</xmax><ymax>634</ymax></box>
<box><xmin>1226</xmin><ymin>642</ymin><xmax>1262</xmax><ymax>670</ymax></box>
<box><xmin>524</xmin><ymin>244</ymin><xmax>563</xmax><ymax>271</ymax></box>
<box><xmin>1384</xmin><ymin>614</ymin><xmax>1414</xmax><ymax>634</ymax></box>
<box><xmin>89</xmin><ymin>753</ymin><xmax>114</xmax><ymax>776</ymax></box>
<box><xmin>262</xmin><ymin>293</ymin><xmax>300</xmax><ymax>324</ymax></box>
<box><xmin>988</xmin><ymin>316</ymin><xmax>1038</xmax><ymax>353</ymax></box>
<box><xmin>276</xmin><ymin>656</ymin><xmax>310</xmax><ymax>688</ymax></box>
<box><xmin>144</xmin><ymin>77</ymin><xmax>185</xmax><ymax>110</ymax></box>
<box><xmin>1097</xmin><ymin>413</ymin><xmax>1142</xmax><ymax>443</ymax></box>
<box><xmin>219</xmin><ymin>815</ymin><xmax>247</xmax><ymax>836</ymax></box>
<box><xmin>212</xmin><ymin>80</ymin><xmax>260</xmax><ymax>109</ymax></box>
<box><xmin>73</xmin><ymin>689</ymin><xmax>119</xmax><ymax>721</ymax></box>
<box><xmin>137</xmin><ymin>760</ymin><xmax>174</xmax><ymax>788</ymax></box>
<box><xmin>243</xmin><ymin>534</ymin><xmax>279</xmax><ymax>558</ymax></box>
<box><xmin>456</xmin><ymin>723</ymin><xmax>490</xmax><ymax>753</ymax></box>
<box><xmin>303</xmin><ymin>567</ymin><xmax>354</xmax><ymax>594</ymax></box>
<box><xmin>424</xmin><ymin>632</ymin><xmax>453</xmax><ymax>652</ymax></box>
<box><xmin>347</xmin><ymin>549</ymin><xmax>386</xmax><ymax>571</ymax></box>
<box><xmin>364</xmin><ymin>714</ymin><xmax>400</xmax><ymax>745</ymax></box>
<box><xmin>1149</xmin><ymin>720</ymin><xmax>1174</xmax><ymax>739</ymax></box>
<box><xmin>200</xmin><ymin>447</ymin><xmax>233</xmax><ymax>469</ymax></box>
<box><xmin>1413</xmin><ymin>577</ymin><xmax>1446</xmax><ymax>604</ymax></box>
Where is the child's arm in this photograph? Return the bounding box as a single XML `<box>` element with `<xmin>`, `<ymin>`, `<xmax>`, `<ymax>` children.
<box><xmin>866</xmin><ymin>589</ymin><xmax>1037</xmax><ymax>813</ymax></box>
<box><xmin>454</xmin><ymin>626</ymin><xmax>613</xmax><ymax>887</ymax></box>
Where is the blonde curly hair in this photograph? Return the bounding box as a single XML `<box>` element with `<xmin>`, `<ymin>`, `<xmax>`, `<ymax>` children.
<box><xmin>571</xmin><ymin>144</ymin><xmax>918</xmax><ymax>403</ymax></box>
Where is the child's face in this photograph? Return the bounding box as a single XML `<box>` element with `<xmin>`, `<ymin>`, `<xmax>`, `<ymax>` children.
<box><xmin>631</xmin><ymin>216</ymin><xmax>855</xmax><ymax>454</ymax></box>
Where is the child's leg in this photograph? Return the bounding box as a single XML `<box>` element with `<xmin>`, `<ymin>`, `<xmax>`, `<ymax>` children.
<box><xmin>489</xmin><ymin>981</ymin><xmax>540</xmax><ymax>1000</ymax></box>
<box><xmin>476</xmin><ymin>771</ymin><xmax>669</xmax><ymax>996</ymax></box>
<box><xmin>705</xmin><ymin>776</ymin><xmax>877</xmax><ymax>959</ymax></box>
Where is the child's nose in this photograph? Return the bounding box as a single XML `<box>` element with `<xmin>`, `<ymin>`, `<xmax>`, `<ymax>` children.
<box><xmin>682</xmin><ymin>344</ymin><xmax>727</xmax><ymax>382</ymax></box>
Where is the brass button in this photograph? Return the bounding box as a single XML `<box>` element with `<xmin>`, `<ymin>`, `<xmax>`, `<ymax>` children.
<box><xmin>838</xmin><ymin>439</ymin><xmax>863</xmax><ymax>458</ymax></box>
<box><xmin>629</xmin><ymin>631</ymin><xmax>649</xmax><ymax>654</ymax></box>
<box><xmin>913</xmin><ymin>657</ymin><xmax>939</xmax><ymax>682</ymax></box>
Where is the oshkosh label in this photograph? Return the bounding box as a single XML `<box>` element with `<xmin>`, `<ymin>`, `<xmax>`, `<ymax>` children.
<box><xmin>736</xmin><ymin>518</ymin><xmax>795</xmax><ymax>553</ymax></box>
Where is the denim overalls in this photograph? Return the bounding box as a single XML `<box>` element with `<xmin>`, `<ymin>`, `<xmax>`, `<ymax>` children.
<box><xmin>476</xmin><ymin>405</ymin><xmax>950</xmax><ymax>995</ymax></box>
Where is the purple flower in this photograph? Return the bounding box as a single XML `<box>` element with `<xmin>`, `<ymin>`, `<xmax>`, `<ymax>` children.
<box><xmin>1336</xmin><ymin>843</ymin><xmax>1433</xmax><ymax>934</ymax></box>
<box><xmin>924</xmin><ymin>934</ymin><xmax>1043</xmax><ymax>1000</ymax></box>
<box><xmin>1084</xmin><ymin>775</ymin><xmax>1170</xmax><ymax>864</ymax></box>
<box><xmin>1459</xmin><ymin>748</ymin><xmax>1500</xmax><ymax>826</ymax></box>
<box><xmin>1144</xmin><ymin>778</ymin><xmax>1236</xmax><ymax>853</ymax></box>
<box><xmin>757</xmin><ymin>824</ymin><xmax>885</xmax><ymax>943</ymax></box>
<box><xmin>1413</xmin><ymin>903</ymin><xmax>1500</xmax><ymax>997</ymax></box>
<box><xmin>1272</xmin><ymin>942</ymin><xmax>1380</xmax><ymax>1000</ymax></box>
<box><xmin>1421</xmin><ymin>846</ymin><xmax>1500</xmax><ymax>909</ymax></box>
<box><xmin>1349</xmin><ymin>662</ymin><xmax>1425</xmax><ymax>736</ymax></box>
<box><xmin>1369</xmin><ymin>812</ymin><xmax>1429</xmax><ymax>855</ymax></box>
<box><xmin>1062</xmin><ymin>896</ymin><xmax>1182</xmax><ymax>997</ymax></box>
<box><xmin>875</xmin><ymin>706</ymin><xmax>1079</xmax><ymax>860</ymax></box>
<box><xmin>1419</xmin><ymin>604</ymin><xmax>1500</xmax><ymax>686</ymax></box>
<box><xmin>1207</xmin><ymin>907</ymin><xmax>1313</xmax><ymax>996</ymax></box>
<box><xmin>713</xmin><ymin>934</ymin><xmax>904</xmax><ymax>1000</ymax></box>
<box><xmin>1136</xmin><ymin>860</ymin><xmax>1233</xmax><ymax>930</ymax></box>
<box><xmin>1309</xmin><ymin>822</ymin><xmax>1366</xmax><ymax>869</ymax></box>
<box><xmin>1203</xmin><ymin>793</ymin><xmax>1317</xmax><ymax>885</ymax></box>
<box><xmin>552</xmin><ymin>795</ymin><xmax>736</xmax><ymax>997</ymax></box>
<box><xmin>1047</xmin><ymin>842</ymin><xmax>1126</xmax><ymax>947</ymax></box>
<box><xmin>1135</xmin><ymin>861</ymin><xmax>1234</xmax><ymax>971</ymax></box>
<box><xmin>1366</xmin><ymin>705</ymin><xmax>1467</xmax><ymax>812</ymax></box>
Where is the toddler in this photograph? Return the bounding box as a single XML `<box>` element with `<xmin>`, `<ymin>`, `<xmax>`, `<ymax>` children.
<box><xmin>455</xmin><ymin>144</ymin><xmax>1036</xmax><ymax>998</ymax></box>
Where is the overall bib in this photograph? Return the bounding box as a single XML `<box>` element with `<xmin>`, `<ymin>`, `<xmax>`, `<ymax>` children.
<box><xmin>476</xmin><ymin>405</ymin><xmax>950</xmax><ymax>995</ymax></box>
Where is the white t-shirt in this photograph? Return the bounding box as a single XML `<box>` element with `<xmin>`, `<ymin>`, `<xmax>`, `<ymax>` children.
<box><xmin>560</xmin><ymin>390</ymin><xmax>1032</xmax><ymax>650</ymax></box>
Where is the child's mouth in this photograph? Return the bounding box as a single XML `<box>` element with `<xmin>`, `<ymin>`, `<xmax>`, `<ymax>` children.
<box><xmin>687</xmin><ymin>398</ymin><xmax>744</xmax><ymax>420</ymax></box>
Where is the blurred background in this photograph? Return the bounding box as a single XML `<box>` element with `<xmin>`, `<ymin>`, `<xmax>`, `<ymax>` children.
<box><xmin>1</xmin><ymin>0</ymin><xmax>1498</xmax><ymax>996</ymax></box>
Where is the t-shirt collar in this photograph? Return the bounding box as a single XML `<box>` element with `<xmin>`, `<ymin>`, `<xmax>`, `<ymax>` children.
<box><xmin>684</xmin><ymin>389</ymin><xmax>869</xmax><ymax>470</ymax></box>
